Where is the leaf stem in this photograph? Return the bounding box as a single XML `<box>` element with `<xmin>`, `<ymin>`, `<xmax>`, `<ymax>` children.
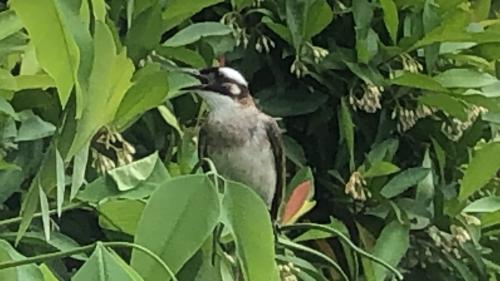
<box><xmin>280</xmin><ymin>222</ymin><xmax>404</xmax><ymax>280</ymax></box>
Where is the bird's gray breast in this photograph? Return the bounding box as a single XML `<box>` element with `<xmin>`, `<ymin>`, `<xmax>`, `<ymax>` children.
<box><xmin>203</xmin><ymin>112</ymin><xmax>277</xmax><ymax>207</ymax></box>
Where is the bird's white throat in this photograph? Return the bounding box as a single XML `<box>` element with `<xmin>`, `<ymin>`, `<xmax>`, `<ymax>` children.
<box><xmin>198</xmin><ymin>91</ymin><xmax>239</xmax><ymax>111</ymax></box>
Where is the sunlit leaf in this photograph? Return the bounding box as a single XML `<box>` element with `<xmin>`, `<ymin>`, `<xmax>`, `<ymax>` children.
<box><xmin>108</xmin><ymin>153</ymin><xmax>159</xmax><ymax>192</ymax></box>
<box><xmin>380</xmin><ymin>0</ymin><xmax>399</xmax><ymax>44</ymax></box>
<box><xmin>0</xmin><ymin>239</ymin><xmax>43</xmax><ymax>281</ymax></box>
<box><xmin>131</xmin><ymin>175</ymin><xmax>220</xmax><ymax>280</ymax></box>
<box><xmin>221</xmin><ymin>181</ymin><xmax>280</xmax><ymax>281</ymax></box>
<box><xmin>163</xmin><ymin>22</ymin><xmax>231</xmax><ymax>47</ymax></box>
<box><xmin>11</xmin><ymin>0</ymin><xmax>79</xmax><ymax>108</ymax></box>
<box><xmin>463</xmin><ymin>197</ymin><xmax>500</xmax><ymax>213</ymax></box>
<box><xmin>459</xmin><ymin>142</ymin><xmax>500</xmax><ymax>201</ymax></box>
<box><xmin>372</xmin><ymin>221</ymin><xmax>409</xmax><ymax>281</ymax></box>
<box><xmin>73</xmin><ymin>243</ymin><xmax>144</xmax><ymax>281</ymax></box>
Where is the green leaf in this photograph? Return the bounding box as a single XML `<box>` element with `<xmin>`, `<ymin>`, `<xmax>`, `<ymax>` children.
<box><xmin>70</xmin><ymin>142</ymin><xmax>89</xmax><ymax>199</ymax></box>
<box><xmin>305</xmin><ymin>0</ymin><xmax>333</xmax><ymax>39</ymax></box>
<box><xmin>463</xmin><ymin>197</ymin><xmax>500</xmax><ymax>213</ymax></box>
<box><xmin>372</xmin><ymin>221</ymin><xmax>409</xmax><ymax>281</ymax></box>
<box><xmin>162</xmin><ymin>0</ymin><xmax>223</xmax><ymax>32</ymax></box>
<box><xmin>156</xmin><ymin>46</ymin><xmax>206</xmax><ymax>68</ymax></box>
<box><xmin>125</xmin><ymin>6</ymin><xmax>163</xmax><ymax>61</ymax></box>
<box><xmin>416</xmin><ymin>149</ymin><xmax>435</xmax><ymax>205</ymax></box>
<box><xmin>339</xmin><ymin>98</ymin><xmax>355</xmax><ymax>171</ymax></box>
<box><xmin>231</xmin><ymin>0</ymin><xmax>253</xmax><ymax>10</ymax></box>
<box><xmin>131</xmin><ymin>175</ymin><xmax>220</xmax><ymax>280</ymax></box>
<box><xmin>158</xmin><ymin>105</ymin><xmax>183</xmax><ymax>136</ymax></box>
<box><xmin>39</xmin><ymin>264</ymin><xmax>58</xmax><ymax>281</ymax></box>
<box><xmin>114</xmin><ymin>64</ymin><xmax>169</xmax><ymax>129</ymax></box>
<box><xmin>221</xmin><ymin>181</ymin><xmax>280</xmax><ymax>281</ymax></box>
<box><xmin>380</xmin><ymin>168</ymin><xmax>430</xmax><ymax>198</ymax></box>
<box><xmin>0</xmin><ymin>239</ymin><xmax>43</xmax><ymax>281</ymax></box>
<box><xmin>16</xmin><ymin>111</ymin><xmax>56</xmax><ymax>142</ymax></box>
<box><xmin>380</xmin><ymin>0</ymin><xmax>399</xmax><ymax>44</ymax></box>
<box><xmin>0</xmin><ymin>96</ymin><xmax>19</xmax><ymax>120</ymax></box>
<box><xmin>11</xmin><ymin>0</ymin><xmax>79</xmax><ymax>108</ymax></box>
<box><xmin>77</xmin><ymin>159</ymin><xmax>169</xmax><ymax>203</ymax></box>
<box><xmin>363</xmin><ymin>162</ymin><xmax>400</xmax><ymax>178</ymax></box>
<box><xmin>55</xmin><ymin>149</ymin><xmax>65</xmax><ymax>217</ymax></box>
<box><xmin>419</xmin><ymin>93</ymin><xmax>468</xmax><ymax>120</ymax></box>
<box><xmin>67</xmin><ymin>21</ymin><xmax>134</xmax><ymax>158</ymax></box>
<box><xmin>459</xmin><ymin>142</ymin><xmax>500</xmax><ymax>201</ymax></box>
<box><xmin>0</xmin><ymin>10</ymin><xmax>23</xmax><ymax>41</ymax></box>
<box><xmin>38</xmin><ymin>186</ymin><xmax>50</xmax><ymax>241</ymax></box>
<box><xmin>13</xmin><ymin>75</ymin><xmax>55</xmax><ymax>91</ymax></box>
<box><xmin>262</xmin><ymin>17</ymin><xmax>293</xmax><ymax>45</ymax></box>
<box><xmin>286</xmin><ymin>0</ymin><xmax>309</xmax><ymax>50</ymax></box>
<box><xmin>163</xmin><ymin>22</ymin><xmax>231</xmax><ymax>47</ymax></box>
<box><xmin>257</xmin><ymin>87</ymin><xmax>328</xmax><ymax>117</ymax></box>
<box><xmin>99</xmin><ymin>199</ymin><xmax>145</xmax><ymax>235</ymax></box>
<box><xmin>283</xmin><ymin>136</ymin><xmax>306</xmax><ymax>167</ymax></box>
<box><xmin>108</xmin><ymin>153</ymin><xmax>159</xmax><ymax>191</ymax></box>
<box><xmin>73</xmin><ymin>243</ymin><xmax>144</xmax><ymax>281</ymax></box>
<box><xmin>391</xmin><ymin>71</ymin><xmax>448</xmax><ymax>92</ymax></box>
<box><xmin>434</xmin><ymin>68</ymin><xmax>498</xmax><ymax>88</ymax></box>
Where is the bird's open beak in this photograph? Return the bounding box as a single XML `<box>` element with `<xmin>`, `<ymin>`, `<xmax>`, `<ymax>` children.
<box><xmin>180</xmin><ymin>70</ymin><xmax>210</xmax><ymax>91</ymax></box>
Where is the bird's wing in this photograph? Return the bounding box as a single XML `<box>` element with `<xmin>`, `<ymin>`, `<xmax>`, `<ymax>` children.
<box><xmin>266</xmin><ymin>119</ymin><xmax>285</xmax><ymax>222</ymax></box>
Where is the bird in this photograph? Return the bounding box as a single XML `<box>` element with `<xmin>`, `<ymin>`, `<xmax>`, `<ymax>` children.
<box><xmin>182</xmin><ymin>66</ymin><xmax>285</xmax><ymax>220</ymax></box>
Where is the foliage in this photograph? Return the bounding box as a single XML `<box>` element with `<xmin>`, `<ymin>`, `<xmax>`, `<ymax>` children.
<box><xmin>0</xmin><ymin>0</ymin><xmax>500</xmax><ymax>280</ymax></box>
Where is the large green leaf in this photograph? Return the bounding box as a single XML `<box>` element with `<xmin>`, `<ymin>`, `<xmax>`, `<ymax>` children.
<box><xmin>67</xmin><ymin>21</ymin><xmax>134</xmax><ymax>158</ymax></box>
<box><xmin>463</xmin><ymin>197</ymin><xmax>500</xmax><ymax>213</ymax></box>
<box><xmin>73</xmin><ymin>243</ymin><xmax>144</xmax><ymax>281</ymax></box>
<box><xmin>305</xmin><ymin>0</ymin><xmax>333</xmax><ymax>39</ymax></box>
<box><xmin>380</xmin><ymin>0</ymin><xmax>399</xmax><ymax>44</ymax></box>
<box><xmin>419</xmin><ymin>93</ymin><xmax>468</xmax><ymax>121</ymax></box>
<box><xmin>363</xmin><ymin>162</ymin><xmax>400</xmax><ymax>178</ymax></box>
<box><xmin>286</xmin><ymin>0</ymin><xmax>309</xmax><ymax>50</ymax></box>
<box><xmin>163</xmin><ymin>22</ymin><xmax>231</xmax><ymax>47</ymax></box>
<box><xmin>391</xmin><ymin>71</ymin><xmax>448</xmax><ymax>92</ymax></box>
<box><xmin>131</xmin><ymin>175</ymin><xmax>220</xmax><ymax>280</ymax></box>
<box><xmin>114</xmin><ymin>64</ymin><xmax>169</xmax><ymax>128</ymax></box>
<box><xmin>162</xmin><ymin>0</ymin><xmax>224</xmax><ymax>32</ymax></box>
<box><xmin>221</xmin><ymin>181</ymin><xmax>280</xmax><ymax>281</ymax></box>
<box><xmin>434</xmin><ymin>69</ymin><xmax>498</xmax><ymax>88</ymax></box>
<box><xmin>372</xmin><ymin>221</ymin><xmax>409</xmax><ymax>281</ymax></box>
<box><xmin>125</xmin><ymin>6</ymin><xmax>163</xmax><ymax>61</ymax></box>
<box><xmin>11</xmin><ymin>0</ymin><xmax>79</xmax><ymax>108</ymax></box>
<box><xmin>0</xmin><ymin>239</ymin><xmax>43</xmax><ymax>281</ymax></box>
<box><xmin>380</xmin><ymin>168</ymin><xmax>430</xmax><ymax>198</ymax></box>
<box><xmin>459</xmin><ymin>142</ymin><xmax>500</xmax><ymax>201</ymax></box>
<box><xmin>16</xmin><ymin>111</ymin><xmax>56</xmax><ymax>142</ymax></box>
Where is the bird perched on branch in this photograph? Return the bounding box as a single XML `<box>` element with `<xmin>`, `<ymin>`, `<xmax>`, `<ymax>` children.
<box><xmin>182</xmin><ymin>67</ymin><xmax>285</xmax><ymax>220</ymax></box>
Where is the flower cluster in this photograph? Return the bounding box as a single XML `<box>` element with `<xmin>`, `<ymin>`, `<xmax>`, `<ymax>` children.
<box><xmin>400</xmin><ymin>53</ymin><xmax>424</xmax><ymax>73</ymax></box>
<box><xmin>222</xmin><ymin>13</ymin><xmax>249</xmax><ymax>48</ymax></box>
<box><xmin>279</xmin><ymin>262</ymin><xmax>300</xmax><ymax>281</ymax></box>
<box><xmin>349</xmin><ymin>83</ymin><xmax>383</xmax><ymax>113</ymax></box>
<box><xmin>441</xmin><ymin>105</ymin><xmax>488</xmax><ymax>141</ymax></box>
<box><xmin>255</xmin><ymin>34</ymin><xmax>275</xmax><ymax>53</ymax></box>
<box><xmin>391</xmin><ymin>104</ymin><xmax>436</xmax><ymax>132</ymax></box>
<box><xmin>427</xmin><ymin>225</ymin><xmax>472</xmax><ymax>260</ymax></box>
<box><xmin>345</xmin><ymin>171</ymin><xmax>369</xmax><ymax>201</ymax></box>
<box><xmin>91</xmin><ymin>127</ymin><xmax>136</xmax><ymax>174</ymax></box>
<box><xmin>290</xmin><ymin>57</ymin><xmax>309</xmax><ymax>78</ymax></box>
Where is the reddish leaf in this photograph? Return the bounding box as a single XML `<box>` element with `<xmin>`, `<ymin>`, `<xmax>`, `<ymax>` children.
<box><xmin>281</xmin><ymin>180</ymin><xmax>312</xmax><ymax>224</ymax></box>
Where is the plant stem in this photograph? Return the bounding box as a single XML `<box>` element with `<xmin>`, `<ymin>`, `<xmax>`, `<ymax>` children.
<box><xmin>0</xmin><ymin>241</ymin><xmax>178</xmax><ymax>281</ymax></box>
<box><xmin>280</xmin><ymin>222</ymin><xmax>404</xmax><ymax>280</ymax></box>
<box><xmin>278</xmin><ymin>238</ymin><xmax>350</xmax><ymax>281</ymax></box>
<box><xmin>0</xmin><ymin>202</ymin><xmax>84</xmax><ymax>228</ymax></box>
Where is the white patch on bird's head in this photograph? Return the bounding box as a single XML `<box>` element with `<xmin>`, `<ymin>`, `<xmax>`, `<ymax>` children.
<box><xmin>218</xmin><ymin>67</ymin><xmax>248</xmax><ymax>86</ymax></box>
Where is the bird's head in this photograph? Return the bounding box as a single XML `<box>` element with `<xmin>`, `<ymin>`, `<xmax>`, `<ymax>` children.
<box><xmin>181</xmin><ymin>67</ymin><xmax>253</xmax><ymax>110</ymax></box>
